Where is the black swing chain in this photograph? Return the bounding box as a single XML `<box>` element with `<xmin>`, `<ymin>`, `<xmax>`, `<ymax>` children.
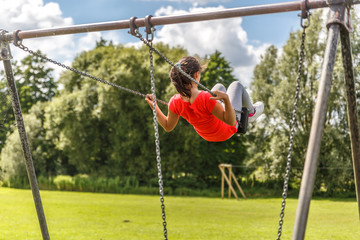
<box><xmin>12</xmin><ymin>38</ymin><xmax>168</xmax><ymax>106</ymax></box>
<box><xmin>147</xmin><ymin>29</ymin><xmax>168</xmax><ymax>240</ymax></box>
<box><xmin>276</xmin><ymin>14</ymin><xmax>309</xmax><ymax>240</ymax></box>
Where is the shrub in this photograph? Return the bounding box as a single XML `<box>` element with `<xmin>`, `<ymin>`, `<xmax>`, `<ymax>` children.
<box><xmin>7</xmin><ymin>176</ymin><xmax>30</xmax><ymax>189</ymax></box>
<box><xmin>38</xmin><ymin>175</ymin><xmax>55</xmax><ymax>190</ymax></box>
<box><xmin>54</xmin><ymin>175</ymin><xmax>74</xmax><ymax>191</ymax></box>
<box><xmin>74</xmin><ymin>174</ymin><xmax>92</xmax><ymax>192</ymax></box>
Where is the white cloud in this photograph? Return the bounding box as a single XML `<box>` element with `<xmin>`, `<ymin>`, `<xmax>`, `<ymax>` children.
<box><xmin>78</xmin><ymin>32</ymin><xmax>102</xmax><ymax>52</ymax></box>
<box><xmin>0</xmin><ymin>1</ymin><xmax>71</xmax><ymax>56</ymax></box>
<box><xmin>0</xmin><ymin>0</ymin><xmax>118</xmax><ymax>81</ymax></box>
<box><xmin>154</xmin><ymin>5</ymin><xmax>270</xmax><ymax>87</ymax></box>
<box><xmin>102</xmin><ymin>31</ymin><xmax>123</xmax><ymax>45</ymax></box>
<box><xmin>0</xmin><ymin>0</ymin><xmax>72</xmax><ymax>31</ymax></box>
<box><xmin>355</xmin><ymin>5</ymin><xmax>360</xmax><ymax>12</ymax></box>
<box><xmin>0</xmin><ymin>0</ymin><xmax>76</xmax><ymax>80</ymax></box>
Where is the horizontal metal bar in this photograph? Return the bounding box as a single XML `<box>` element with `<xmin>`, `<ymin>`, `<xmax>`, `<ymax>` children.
<box><xmin>1</xmin><ymin>0</ymin><xmax>360</xmax><ymax>41</ymax></box>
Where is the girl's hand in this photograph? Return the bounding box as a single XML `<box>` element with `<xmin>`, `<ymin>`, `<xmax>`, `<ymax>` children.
<box><xmin>209</xmin><ymin>90</ymin><xmax>229</xmax><ymax>102</ymax></box>
<box><xmin>145</xmin><ymin>94</ymin><xmax>180</xmax><ymax>132</ymax></box>
<box><xmin>210</xmin><ymin>90</ymin><xmax>236</xmax><ymax>126</ymax></box>
<box><xmin>145</xmin><ymin>94</ymin><xmax>156</xmax><ymax>109</ymax></box>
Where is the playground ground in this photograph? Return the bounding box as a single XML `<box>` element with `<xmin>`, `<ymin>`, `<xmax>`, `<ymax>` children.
<box><xmin>0</xmin><ymin>187</ymin><xmax>358</xmax><ymax>240</ymax></box>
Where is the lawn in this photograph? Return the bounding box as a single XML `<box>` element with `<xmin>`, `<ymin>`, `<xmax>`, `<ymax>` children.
<box><xmin>0</xmin><ymin>187</ymin><xmax>358</xmax><ymax>240</ymax></box>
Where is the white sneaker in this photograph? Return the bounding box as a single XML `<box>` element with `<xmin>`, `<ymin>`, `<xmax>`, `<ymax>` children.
<box><xmin>248</xmin><ymin>102</ymin><xmax>264</xmax><ymax>123</ymax></box>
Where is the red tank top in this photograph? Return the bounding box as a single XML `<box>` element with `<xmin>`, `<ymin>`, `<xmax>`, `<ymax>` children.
<box><xmin>168</xmin><ymin>91</ymin><xmax>237</xmax><ymax>142</ymax></box>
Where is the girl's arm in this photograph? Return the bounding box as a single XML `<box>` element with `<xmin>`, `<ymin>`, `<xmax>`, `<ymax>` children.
<box><xmin>145</xmin><ymin>95</ymin><xmax>179</xmax><ymax>132</ymax></box>
<box><xmin>210</xmin><ymin>90</ymin><xmax>237</xmax><ymax>126</ymax></box>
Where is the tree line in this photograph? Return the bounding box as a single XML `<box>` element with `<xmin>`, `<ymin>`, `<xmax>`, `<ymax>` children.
<box><xmin>0</xmin><ymin>11</ymin><xmax>359</xmax><ymax>196</ymax></box>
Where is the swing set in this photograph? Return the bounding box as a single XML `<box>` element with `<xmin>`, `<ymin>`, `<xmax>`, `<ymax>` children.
<box><xmin>1</xmin><ymin>0</ymin><xmax>360</xmax><ymax>239</ymax></box>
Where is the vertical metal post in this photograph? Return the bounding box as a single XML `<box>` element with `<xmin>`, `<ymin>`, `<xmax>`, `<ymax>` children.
<box><xmin>340</xmin><ymin>29</ymin><xmax>360</xmax><ymax>219</ymax></box>
<box><xmin>1</xmin><ymin>41</ymin><xmax>50</xmax><ymax>239</ymax></box>
<box><xmin>292</xmin><ymin>23</ymin><xmax>341</xmax><ymax>240</ymax></box>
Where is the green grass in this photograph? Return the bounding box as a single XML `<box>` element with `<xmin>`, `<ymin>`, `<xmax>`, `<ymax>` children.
<box><xmin>0</xmin><ymin>188</ymin><xmax>359</xmax><ymax>240</ymax></box>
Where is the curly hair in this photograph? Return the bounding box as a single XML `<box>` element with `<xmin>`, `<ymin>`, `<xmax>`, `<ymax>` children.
<box><xmin>169</xmin><ymin>56</ymin><xmax>203</xmax><ymax>98</ymax></box>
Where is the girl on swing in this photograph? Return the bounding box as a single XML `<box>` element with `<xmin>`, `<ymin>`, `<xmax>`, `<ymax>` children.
<box><xmin>145</xmin><ymin>56</ymin><xmax>264</xmax><ymax>142</ymax></box>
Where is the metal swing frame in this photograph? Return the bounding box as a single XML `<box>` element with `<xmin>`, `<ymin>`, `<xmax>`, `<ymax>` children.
<box><xmin>1</xmin><ymin>1</ymin><xmax>360</xmax><ymax>240</ymax></box>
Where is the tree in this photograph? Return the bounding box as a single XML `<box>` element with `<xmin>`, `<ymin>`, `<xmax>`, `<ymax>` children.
<box><xmin>201</xmin><ymin>50</ymin><xmax>237</xmax><ymax>88</ymax></box>
<box><xmin>248</xmin><ymin>10</ymin><xmax>358</xmax><ymax>195</ymax></box>
<box><xmin>13</xmin><ymin>52</ymin><xmax>56</xmax><ymax>113</ymax></box>
<box><xmin>42</xmin><ymin>45</ymin><xmax>247</xmax><ymax>187</ymax></box>
<box><xmin>248</xmin><ymin>12</ymin><xmax>326</xmax><ymax>182</ymax></box>
<box><xmin>0</xmin><ymin>51</ymin><xmax>56</xmax><ymax>154</ymax></box>
<box><xmin>43</xmin><ymin>43</ymin><xmax>188</xmax><ymax>180</ymax></box>
<box><xmin>245</xmin><ymin>45</ymin><xmax>280</xmax><ymax>179</ymax></box>
<box><xmin>1</xmin><ymin>101</ymin><xmax>65</xmax><ymax>180</ymax></box>
<box><xmin>0</xmin><ymin>79</ymin><xmax>12</xmax><ymax>150</ymax></box>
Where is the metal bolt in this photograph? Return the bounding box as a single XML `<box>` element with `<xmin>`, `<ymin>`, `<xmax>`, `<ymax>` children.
<box><xmin>1</xmin><ymin>47</ymin><xmax>9</xmax><ymax>58</ymax></box>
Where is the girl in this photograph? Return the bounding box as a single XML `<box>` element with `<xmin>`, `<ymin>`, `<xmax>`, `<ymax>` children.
<box><xmin>145</xmin><ymin>56</ymin><xmax>264</xmax><ymax>142</ymax></box>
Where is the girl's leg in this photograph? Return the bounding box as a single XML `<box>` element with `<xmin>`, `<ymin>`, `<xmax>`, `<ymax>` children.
<box><xmin>227</xmin><ymin>81</ymin><xmax>255</xmax><ymax>120</ymax></box>
<box><xmin>211</xmin><ymin>83</ymin><xmax>226</xmax><ymax>92</ymax></box>
<box><xmin>211</xmin><ymin>83</ymin><xmax>227</xmax><ymax>105</ymax></box>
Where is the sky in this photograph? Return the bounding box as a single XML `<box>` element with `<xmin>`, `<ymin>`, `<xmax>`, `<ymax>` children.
<box><xmin>1</xmin><ymin>0</ymin><xmax>359</xmax><ymax>87</ymax></box>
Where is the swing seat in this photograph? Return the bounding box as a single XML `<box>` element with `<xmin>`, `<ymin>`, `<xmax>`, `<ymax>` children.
<box><xmin>237</xmin><ymin>107</ymin><xmax>248</xmax><ymax>134</ymax></box>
